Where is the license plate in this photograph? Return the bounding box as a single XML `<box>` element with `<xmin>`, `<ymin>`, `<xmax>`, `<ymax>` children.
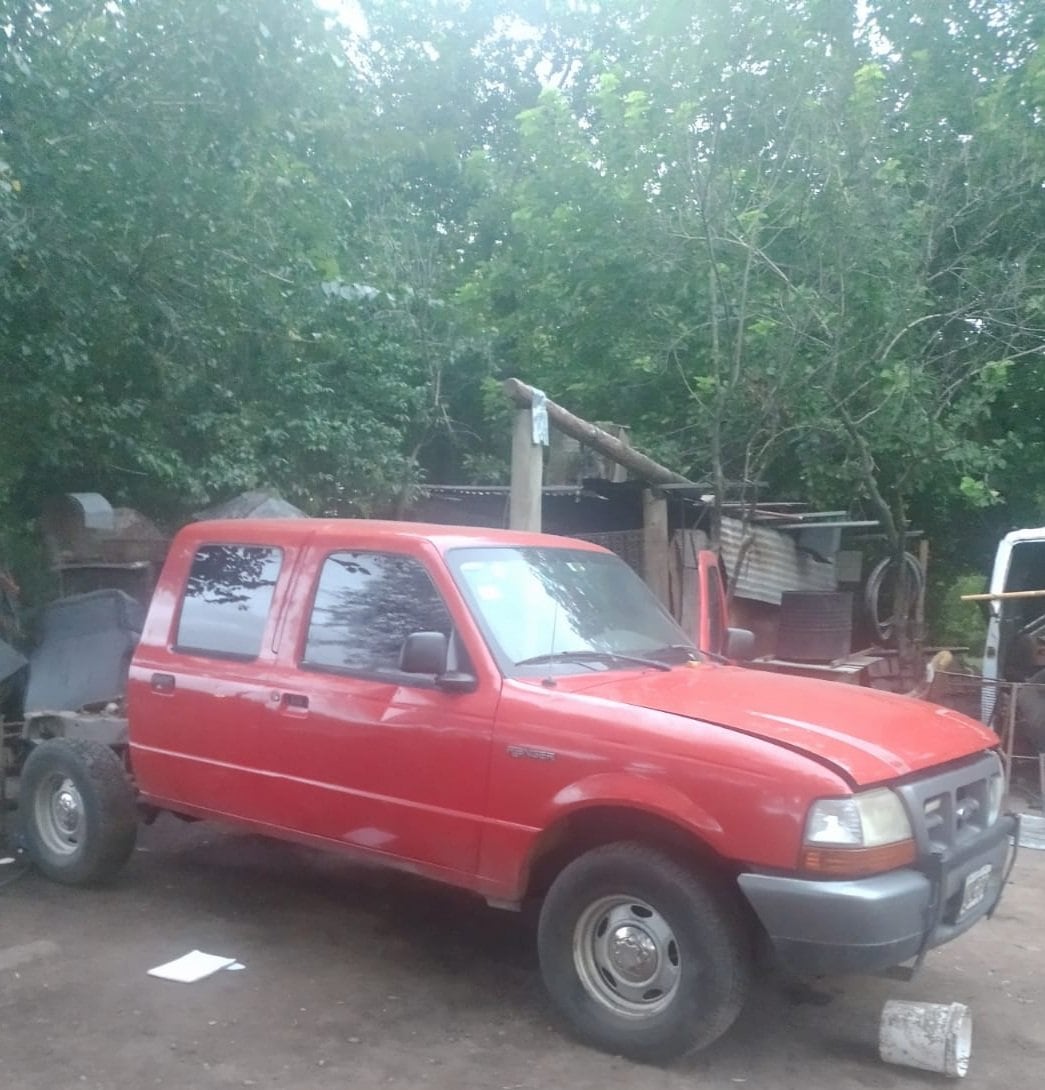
<box><xmin>959</xmin><ymin>863</ymin><xmax>993</xmax><ymax>916</ymax></box>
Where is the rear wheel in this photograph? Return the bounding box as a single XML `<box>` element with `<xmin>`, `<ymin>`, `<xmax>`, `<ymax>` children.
<box><xmin>20</xmin><ymin>739</ymin><xmax>137</xmax><ymax>885</ymax></box>
<box><xmin>537</xmin><ymin>841</ymin><xmax>751</xmax><ymax>1062</ymax></box>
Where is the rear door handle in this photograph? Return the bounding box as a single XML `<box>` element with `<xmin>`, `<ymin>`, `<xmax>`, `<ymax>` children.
<box><xmin>151</xmin><ymin>672</ymin><xmax>176</xmax><ymax>694</ymax></box>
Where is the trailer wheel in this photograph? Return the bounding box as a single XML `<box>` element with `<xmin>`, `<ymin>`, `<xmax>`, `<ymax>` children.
<box><xmin>20</xmin><ymin>739</ymin><xmax>137</xmax><ymax>885</ymax></box>
<box><xmin>538</xmin><ymin>842</ymin><xmax>751</xmax><ymax>1062</ymax></box>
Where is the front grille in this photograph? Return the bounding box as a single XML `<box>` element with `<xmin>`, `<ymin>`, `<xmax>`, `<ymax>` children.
<box><xmin>896</xmin><ymin>751</ymin><xmax>1002</xmax><ymax>855</ymax></box>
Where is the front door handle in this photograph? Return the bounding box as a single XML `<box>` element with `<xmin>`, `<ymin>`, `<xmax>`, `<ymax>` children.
<box><xmin>281</xmin><ymin>692</ymin><xmax>309</xmax><ymax>712</ymax></box>
<box><xmin>151</xmin><ymin>672</ymin><xmax>176</xmax><ymax>694</ymax></box>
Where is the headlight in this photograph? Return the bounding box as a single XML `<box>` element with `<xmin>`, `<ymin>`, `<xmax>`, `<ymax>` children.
<box><xmin>805</xmin><ymin>788</ymin><xmax>912</xmax><ymax>846</ymax></box>
<box><xmin>801</xmin><ymin>788</ymin><xmax>916</xmax><ymax>877</ymax></box>
<box><xmin>987</xmin><ymin>773</ymin><xmax>1004</xmax><ymax>825</ymax></box>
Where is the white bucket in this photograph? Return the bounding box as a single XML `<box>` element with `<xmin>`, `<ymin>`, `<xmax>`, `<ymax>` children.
<box><xmin>879</xmin><ymin>1000</ymin><xmax>972</xmax><ymax>1078</ymax></box>
<box><xmin>1017</xmin><ymin>812</ymin><xmax>1045</xmax><ymax>851</ymax></box>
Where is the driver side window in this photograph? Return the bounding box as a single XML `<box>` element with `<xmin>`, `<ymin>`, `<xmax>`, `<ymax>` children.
<box><xmin>302</xmin><ymin>551</ymin><xmax>452</xmax><ymax>678</ymax></box>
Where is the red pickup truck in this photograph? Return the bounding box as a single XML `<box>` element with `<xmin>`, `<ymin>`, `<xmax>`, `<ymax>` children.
<box><xmin>16</xmin><ymin>520</ymin><xmax>1015</xmax><ymax>1061</ymax></box>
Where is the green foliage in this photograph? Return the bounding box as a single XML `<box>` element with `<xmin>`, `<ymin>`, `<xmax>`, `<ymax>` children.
<box><xmin>0</xmin><ymin>0</ymin><xmax>532</xmax><ymax>521</ymax></box>
<box><xmin>929</xmin><ymin>571</ymin><xmax>989</xmax><ymax>658</ymax></box>
<box><xmin>959</xmin><ymin>477</ymin><xmax>1001</xmax><ymax>509</ymax></box>
<box><xmin>467</xmin><ymin>0</ymin><xmax>1044</xmax><ymax>576</ymax></box>
<box><xmin>0</xmin><ymin>516</ymin><xmax>57</xmax><ymax>615</ymax></box>
<box><xmin>0</xmin><ymin>0</ymin><xmax>1042</xmax><ymax>608</ymax></box>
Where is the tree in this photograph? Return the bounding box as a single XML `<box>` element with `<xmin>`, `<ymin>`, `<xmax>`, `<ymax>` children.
<box><xmin>465</xmin><ymin>0</ymin><xmax>1045</xmax><ymax>651</ymax></box>
<box><xmin>1</xmin><ymin>0</ymin><xmax>1042</xmax><ymax>646</ymax></box>
<box><xmin>1</xmin><ymin>0</ymin><xmax>445</xmax><ymax>518</ymax></box>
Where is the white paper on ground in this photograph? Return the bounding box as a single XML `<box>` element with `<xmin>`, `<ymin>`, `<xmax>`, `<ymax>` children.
<box><xmin>0</xmin><ymin>857</ymin><xmax>15</xmax><ymax>866</ymax></box>
<box><xmin>147</xmin><ymin>950</ymin><xmax>237</xmax><ymax>983</ymax></box>
<box><xmin>227</xmin><ymin>962</ymin><xmax>246</xmax><ymax>971</ymax></box>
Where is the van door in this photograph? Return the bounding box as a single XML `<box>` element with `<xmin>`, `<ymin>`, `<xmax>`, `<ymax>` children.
<box><xmin>982</xmin><ymin>530</ymin><xmax>1045</xmax><ymax>724</ymax></box>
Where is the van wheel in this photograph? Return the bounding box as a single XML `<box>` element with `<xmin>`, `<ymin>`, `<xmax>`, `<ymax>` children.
<box><xmin>20</xmin><ymin>739</ymin><xmax>137</xmax><ymax>885</ymax></box>
<box><xmin>537</xmin><ymin>842</ymin><xmax>750</xmax><ymax>1062</ymax></box>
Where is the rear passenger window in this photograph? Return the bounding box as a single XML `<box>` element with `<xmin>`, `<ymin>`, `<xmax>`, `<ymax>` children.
<box><xmin>175</xmin><ymin>544</ymin><xmax>282</xmax><ymax>659</ymax></box>
<box><xmin>303</xmin><ymin>551</ymin><xmax>451</xmax><ymax>676</ymax></box>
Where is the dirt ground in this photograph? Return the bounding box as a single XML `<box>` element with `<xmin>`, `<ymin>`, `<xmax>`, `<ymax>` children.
<box><xmin>0</xmin><ymin>815</ymin><xmax>1042</xmax><ymax>1090</ymax></box>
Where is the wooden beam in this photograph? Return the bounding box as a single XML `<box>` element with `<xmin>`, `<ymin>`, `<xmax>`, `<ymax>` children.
<box><xmin>914</xmin><ymin>538</ymin><xmax>930</xmax><ymax>640</ymax></box>
<box><xmin>509</xmin><ymin>407</ymin><xmax>543</xmax><ymax>531</ymax></box>
<box><xmin>673</xmin><ymin>529</ymin><xmax>710</xmax><ymax>638</ymax></box>
<box><xmin>961</xmin><ymin>588</ymin><xmax>1045</xmax><ymax>603</ymax></box>
<box><xmin>503</xmin><ymin>377</ymin><xmax>690</xmax><ymax>486</ymax></box>
<box><xmin>643</xmin><ymin>489</ymin><xmax>670</xmax><ymax>606</ymax></box>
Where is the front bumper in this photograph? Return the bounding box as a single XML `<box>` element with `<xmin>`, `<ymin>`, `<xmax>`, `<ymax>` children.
<box><xmin>738</xmin><ymin>811</ymin><xmax>1018</xmax><ymax>976</ymax></box>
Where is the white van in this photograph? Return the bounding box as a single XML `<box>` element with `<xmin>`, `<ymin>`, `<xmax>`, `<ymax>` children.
<box><xmin>982</xmin><ymin>527</ymin><xmax>1045</xmax><ymax>729</ymax></box>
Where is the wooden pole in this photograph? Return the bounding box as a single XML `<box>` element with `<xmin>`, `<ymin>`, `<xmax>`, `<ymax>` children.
<box><xmin>1002</xmin><ymin>683</ymin><xmax>1018</xmax><ymax>787</ymax></box>
<box><xmin>503</xmin><ymin>378</ymin><xmax>691</xmax><ymax>486</ymax></box>
<box><xmin>915</xmin><ymin>539</ymin><xmax>929</xmax><ymax>626</ymax></box>
<box><xmin>642</xmin><ymin>489</ymin><xmax>670</xmax><ymax>606</ymax></box>
<box><xmin>961</xmin><ymin>589</ymin><xmax>1045</xmax><ymax>602</ymax></box>
<box><xmin>509</xmin><ymin>407</ymin><xmax>543</xmax><ymax>532</ymax></box>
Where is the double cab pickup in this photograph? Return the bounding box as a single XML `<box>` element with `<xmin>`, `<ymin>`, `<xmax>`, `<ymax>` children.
<box><xmin>17</xmin><ymin>519</ymin><xmax>1016</xmax><ymax>1060</ymax></box>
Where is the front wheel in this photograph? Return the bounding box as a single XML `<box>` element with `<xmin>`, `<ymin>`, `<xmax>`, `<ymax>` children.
<box><xmin>537</xmin><ymin>842</ymin><xmax>751</xmax><ymax>1062</ymax></box>
<box><xmin>19</xmin><ymin>739</ymin><xmax>137</xmax><ymax>885</ymax></box>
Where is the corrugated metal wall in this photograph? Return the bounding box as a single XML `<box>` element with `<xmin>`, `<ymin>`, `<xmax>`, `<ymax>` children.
<box><xmin>720</xmin><ymin>517</ymin><xmax>836</xmax><ymax>605</ymax></box>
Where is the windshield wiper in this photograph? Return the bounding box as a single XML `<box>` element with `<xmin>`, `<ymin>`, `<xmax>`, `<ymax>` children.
<box><xmin>514</xmin><ymin>650</ymin><xmax>672</xmax><ymax>672</ymax></box>
<box><xmin>645</xmin><ymin>643</ymin><xmax>701</xmax><ymax>664</ymax></box>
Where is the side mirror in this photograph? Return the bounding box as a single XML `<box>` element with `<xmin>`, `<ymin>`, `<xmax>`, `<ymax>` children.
<box><xmin>399</xmin><ymin>631</ymin><xmax>449</xmax><ymax>674</ymax></box>
<box><xmin>400</xmin><ymin>632</ymin><xmax>479</xmax><ymax>693</ymax></box>
<box><xmin>726</xmin><ymin>627</ymin><xmax>755</xmax><ymax>662</ymax></box>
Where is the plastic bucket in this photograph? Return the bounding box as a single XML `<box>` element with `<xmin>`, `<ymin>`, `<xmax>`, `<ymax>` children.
<box><xmin>879</xmin><ymin>1000</ymin><xmax>972</xmax><ymax>1078</ymax></box>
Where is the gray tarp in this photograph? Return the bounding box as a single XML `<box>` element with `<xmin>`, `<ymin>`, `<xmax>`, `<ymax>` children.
<box><xmin>195</xmin><ymin>489</ymin><xmax>307</xmax><ymax>521</ymax></box>
<box><xmin>0</xmin><ymin>638</ymin><xmax>27</xmax><ymax>686</ymax></box>
<box><xmin>24</xmin><ymin>590</ymin><xmax>145</xmax><ymax>712</ymax></box>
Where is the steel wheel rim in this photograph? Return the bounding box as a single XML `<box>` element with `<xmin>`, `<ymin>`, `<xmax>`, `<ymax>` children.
<box><xmin>34</xmin><ymin>772</ymin><xmax>86</xmax><ymax>857</ymax></box>
<box><xmin>573</xmin><ymin>894</ymin><xmax>682</xmax><ymax>1017</ymax></box>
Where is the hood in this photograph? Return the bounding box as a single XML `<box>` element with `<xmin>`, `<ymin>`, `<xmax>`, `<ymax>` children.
<box><xmin>553</xmin><ymin>662</ymin><xmax>997</xmax><ymax>786</ymax></box>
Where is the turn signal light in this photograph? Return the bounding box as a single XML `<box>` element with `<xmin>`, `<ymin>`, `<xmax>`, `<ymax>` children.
<box><xmin>800</xmin><ymin>839</ymin><xmax>917</xmax><ymax>878</ymax></box>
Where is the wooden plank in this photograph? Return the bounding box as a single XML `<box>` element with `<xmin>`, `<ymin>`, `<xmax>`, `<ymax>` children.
<box><xmin>673</xmin><ymin>529</ymin><xmax>709</xmax><ymax>638</ymax></box>
<box><xmin>593</xmin><ymin>422</ymin><xmax>632</xmax><ymax>482</ymax></box>
<box><xmin>961</xmin><ymin>588</ymin><xmax>1045</xmax><ymax>602</ymax></box>
<box><xmin>509</xmin><ymin>407</ymin><xmax>543</xmax><ymax>532</ymax></box>
<box><xmin>642</xmin><ymin>489</ymin><xmax>670</xmax><ymax>606</ymax></box>
<box><xmin>503</xmin><ymin>377</ymin><xmax>690</xmax><ymax>486</ymax></box>
<box><xmin>914</xmin><ymin>538</ymin><xmax>930</xmax><ymax>640</ymax></box>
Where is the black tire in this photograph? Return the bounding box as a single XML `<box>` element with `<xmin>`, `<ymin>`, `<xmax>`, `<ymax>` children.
<box><xmin>19</xmin><ymin>739</ymin><xmax>137</xmax><ymax>885</ymax></box>
<box><xmin>537</xmin><ymin>841</ymin><xmax>751</xmax><ymax>1062</ymax></box>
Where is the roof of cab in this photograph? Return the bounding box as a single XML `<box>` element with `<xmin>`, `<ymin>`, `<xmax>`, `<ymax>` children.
<box><xmin>174</xmin><ymin>518</ymin><xmax>606</xmax><ymax>555</ymax></box>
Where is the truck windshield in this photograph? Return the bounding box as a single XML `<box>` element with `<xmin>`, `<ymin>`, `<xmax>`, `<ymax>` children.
<box><xmin>446</xmin><ymin>546</ymin><xmax>697</xmax><ymax>673</ymax></box>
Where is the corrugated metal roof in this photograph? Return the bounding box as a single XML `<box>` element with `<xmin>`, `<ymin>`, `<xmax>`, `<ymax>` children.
<box><xmin>420</xmin><ymin>484</ymin><xmax>588</xmax><ymax>498</ymax></box>
<box><xmin>768</xmin><ymin>519</ymin><xmax>880</xmax><ymax>530</ymax></box>
<box><xmin>720</xmin><ymin>516</ymin><xmax>836</xmax><ymax>605</ymax></box>
<box><xmin>196</xmin><ymin>490</ymin><xmax>308</xmax><ymax>520</ymax></box>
